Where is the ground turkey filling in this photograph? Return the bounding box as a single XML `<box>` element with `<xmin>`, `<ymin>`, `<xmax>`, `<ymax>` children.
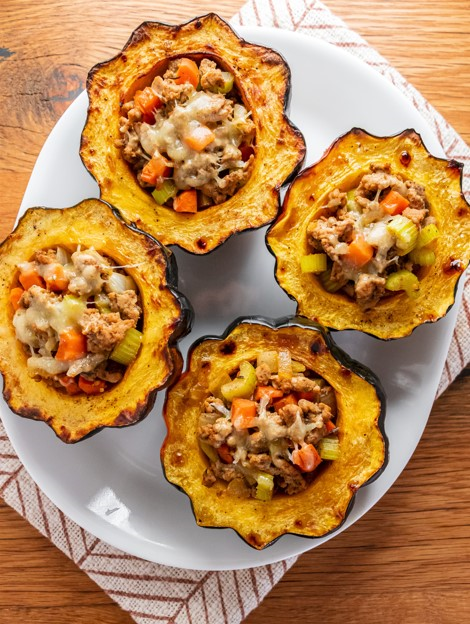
<box><xmin>11</xmin><ymin>246</ymin><xmax>143</xmax><ymax>395</ymax></box>
<box><xmin>117</xmin><ymin>57</ymin><xmax>255</xmax><ymax>211</ymax></box>
<box><xmin>306</xmin><ymin>164</ymin><xmax>439</xmax><ymax>310</ymax></box>
<box><xmin>198</xmin><ymin>353</ymin><xmax>339</xmax><ymax>500</ymax></box>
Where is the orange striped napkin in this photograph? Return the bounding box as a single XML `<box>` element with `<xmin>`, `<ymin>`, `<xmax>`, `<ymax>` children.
<box><xmin>0</xmin><ymin>1</ymin><xmax>468</xmax><ymax>623</ymax></box>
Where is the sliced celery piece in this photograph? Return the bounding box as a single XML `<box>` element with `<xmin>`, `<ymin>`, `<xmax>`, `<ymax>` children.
<box><xmin>318</xmin><ymin>436</ymin><xmax>340</xmax><ymax>460</ymax></box>
<box><xmin>152</xmin><ymin>179</ymin><xmax>177</xmax><ymax>205</ymax></box>
<box><xmin>221</xmin><ymin>360</ymin><xmax>257</xmax><ymax>402</ymax></box>
<box><xmin>110</xmin><ymin>328</ymin><xmax>143</xmax><ymax>365</ymax></box>
<box><xmin>255</xmin><ymin>472</ymin><xmax>274</xmax><ymax>501</ymax></box>
<box><xmin>319</xmin><ymin>268</ymin><xmax>347</xmax><ymax>293</ymax></box>
<box><xmin>300</xmin><ymin>253</ymin><xmax>327</xmax><ymax>274</ymax></box>
<box><xmin>416</xmin><ymin>223</ymin><xmax>440</xmax><ymax>249</ymax></box>
<box><xmin>386</xmin><ymin>215</ymin><xmax>418</xmax><ymax>253</ymax></box>
<box><xmin>409</xmin><ymin>247</ymin><xmax>436</xmax><ymax>267</ymax></box>
<box><xmin>214</xmin><ymin>71</ymin><xmax>234</xmax><ymax>94</ymax></box>
<box><xmin>385</xmin><ymin>269</ymin><xmax>420</xmax><ymax>299</ymax></box>
<box><xmin>94</xmin><ymin>292</ymin><xmax>111</xmax><ymax>314</ymax></box>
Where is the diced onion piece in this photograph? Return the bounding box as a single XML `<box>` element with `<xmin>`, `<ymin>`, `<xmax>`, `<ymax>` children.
<box><xmin>385</xmin><ymin>269</ymin><xmax>420</xmax><ymax>299</ymax></box>
<box><xmin>107</xmin><ymin>271</ymin><xmax>137</xmax><ymax>293</ymax></box>
<box><xmin>255</xmin><ymin>472</ymin><xmax>274</xmax><ymax>501</ymax></box>
<box><xmin>386</xmin><ymin>215</ymin><xmax>418</xmax><ymax>254</ymax></box>
<box><xmin>27</xmin><ymin>356</ymin><xmax>69</xmax><ymax>377</ymax></box>
<box><xmin>199</xmin><ymin>440</ymin><xmax>219</xmax><ymax>463</ymax></box>
<box><xmin>416</xmin><ymin>223</ymin><xmax>440</xmax><ymax>249</ymax></box>
<box><xmin>300</xmin><ymin>253</ymin><xmax>327</xmax><ymax>273</ymax></box>
<box><xmin>277</xmin><ymin>349</ymin><xmax>292</xmax><ymax>380</ymax></box>
<box><xmin>409</xmin><ymin>248</ymin><xmax>436</xmax><ymax>266</ymax></box>
<box><xmin>318</xmin><ymin>436</ymin><xmax>340</xmax><ymax>460</ymax></box>
<box><xmin>319</xmin><ymin>268</ymin><xmax>347</xmax><ymax>293</ymax></box>
<box><xmin>221</xmin><ymin>360</ymin><xmax>257</xmax><ymax>402</ymax></box>
<box><xmin>110</xmin><ymin>328</ymin><xmax>143</xmax><ymax>365</ymax></box>
<box><xmin>257</xmin><ymin>350</ymin><xmax>278</xmax><ymax>373</ymax></box>
<box><xmin>55</xmin><ymin>246</ymin><xmax>71</xmax><ymax>265</ymax></box>
<box><xmin>152</xmin><ymin>179</ymin><xmax>178</xmax><ymax>205</ymax></box>
<box><xmin>209</xmin><ymin>401</ymin><xmax>231</xmax><ymax>419</ymax></box>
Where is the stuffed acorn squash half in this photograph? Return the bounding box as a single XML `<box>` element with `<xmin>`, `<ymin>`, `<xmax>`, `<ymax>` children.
<box><xmin>267</xmin><ymin>129</ymin><xmax>470</xmax><ymax>339</ymax></box>
<box><xmin>80</xmin><ymin>13</ymin><xmax>305</xmax><ymax>254</ymax></box>
<box><xmin>0</xmin><ymin>199</ymin><xmax>191</xmax><ymax>442</ymax></box>
<box><xmin>161</xmin><ymin>316</ymin><xmax>386</xmax><ymax>550</ymax></box>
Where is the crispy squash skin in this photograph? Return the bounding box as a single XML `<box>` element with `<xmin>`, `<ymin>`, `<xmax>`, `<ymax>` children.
<box><xmin>161</xmin><ymin>316</ymin><xmax>386</xmax><ymax>550</ymax></box>
<box><xmin>267</xmin><ymin>128</ymin><xmax>470</xmax><ymax>339</ymax></box>
<box><xmin>80</xmin><ymin>13</ymin><xmax>306</xmax><ymax>254</ymax></box>
<box><xmin>0</xmin><ymin>199</ymin><xmax>192</xmax><ymax>443</ymax></box>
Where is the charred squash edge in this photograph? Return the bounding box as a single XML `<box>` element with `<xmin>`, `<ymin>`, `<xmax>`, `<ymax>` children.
<box><xmin>0</xmin><ymin>199</ymin><xmax>193</xmax><ymax>443</ymax></box>
<box><xmin>161</xmin><ymin>314</ymin><xmax>388</xmax><ymax>550</ymax></box>
<box><xmin>79</xmin><ymin>13</ymin><xmax>306</xmax><ymax>255</ymax></box>
<box><xmin>266</xmin><ymin>127</ymin><xmax>470</xmax><ymax>340</ymax></box>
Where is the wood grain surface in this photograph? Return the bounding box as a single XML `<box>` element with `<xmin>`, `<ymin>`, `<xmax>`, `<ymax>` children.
<box><xmin>0</xmin><ymin>1</ymin><xmax>469</xmax><ymax>623</ymax></box>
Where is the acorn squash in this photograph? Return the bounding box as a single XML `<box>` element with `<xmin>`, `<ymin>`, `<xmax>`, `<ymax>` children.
<box><xmin>267</xmin><ymin>128</ymin><xmax>470</xmax><ymax>339</ymax></box>
<box><xmin>0</xmin><ymin>199</ymin><xmax>192</xmax><ymax>442</ymax></box>
<box><xmin>161</xmin><ymin>316</ymin><xmax>386</xmax><ymax>550</ymax></box>
<box><xmin>80</xmin><ymin>13</ymin><xmax>306</xmax><ymax>254</ymax></box>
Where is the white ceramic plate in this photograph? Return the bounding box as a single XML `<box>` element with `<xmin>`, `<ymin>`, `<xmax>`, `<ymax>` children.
<box><xmin>0</xmin><ymin>27</ymin><xmax>461</xmax><ymax>570</ymax></box>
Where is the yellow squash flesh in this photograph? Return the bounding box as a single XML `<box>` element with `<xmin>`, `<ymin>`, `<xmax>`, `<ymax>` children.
<box><xmin>161</xmin><ymin>317</ymin><xmax>386</xmax><ymax>550</ymax></box>
<box><xmin>0</xmin><ymin>199</ymin><xmax>190</xmax><ymax>442</ymax></box>
<box><xmin>267</xmin><ymin>129</ymin><xmax>470</xmax><ymax>339</ymax></box>
<box><xmin>80</xmin><ymin>13</ymin><xmax>306</xmax><ymax>254</ymax></box>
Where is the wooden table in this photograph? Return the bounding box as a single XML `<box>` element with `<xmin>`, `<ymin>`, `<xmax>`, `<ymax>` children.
<box><xmin>0</xmin><ymin>1</ymin><xmax>469</xmax><ymax>622</ymax></box>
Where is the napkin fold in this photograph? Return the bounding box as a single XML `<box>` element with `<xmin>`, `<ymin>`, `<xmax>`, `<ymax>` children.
<box><xmin>0</xmin><ymin>1</ymin><xmax>468</xmax><ymax>623</ymax></box>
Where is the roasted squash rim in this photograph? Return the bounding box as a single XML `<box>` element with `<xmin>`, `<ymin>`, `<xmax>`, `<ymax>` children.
<box><xmin>266</xmin><ymin>127</ymin><xmax>470</xmax><ymax>340</ymax></box>
<box><xmin>161</xmin><ymin>314</ymin><xmax>388</xmax><ymax>549</ymax></box>
<box><xmin>80</xmin><ymin>13</ymin><xmax>306</xmax><ymax>254</ymax></box>
<box><xmin>0</xmin><ymin>198</ymin><xmax>194</xmax><ymax>442</ymax></box>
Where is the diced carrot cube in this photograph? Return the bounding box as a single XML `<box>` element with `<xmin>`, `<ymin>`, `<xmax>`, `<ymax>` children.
<box><xmin>173</xmin><ymin>189</ymin><xmax>198</xmax><ymax>213</ymax></box>
<box><xmin>55</xmin><ymin>329</ymin><xmax>87</xmax><ymax>361</ymax></box>
<box><xmin>292</xmin><ymin>444</ymin><xmax>322</xmax><ymax>472</ymax></box>
<box><xmin>174</xmin><ymin>58</ymin><xmax>199</xmax><ymax>88</ymax></box>
<box><xmin>380</xmin><ymin>189</ymin><xmax>410</xmax><ymax>215</ymax></box>
<box><xmin>19</xmin><ymin>269</ymin><xmax>44</xmax><ymax>290</ymax></box>
<box><xmin>273</xmin><ymin>393</ymin><xmax>298</xmax><ymax>412</ymax></box>
<box><xmin>254</xmin><ymin>386</ymin><xmax>284</xmax><ymax>403</ymax></box>
<box><xmin>10</xmin><ymin>287</ymin><xmax>24</xmax><ymax>311</ymax></box>
<box><xmin>217</xmin><ymin>444</ymin><xmax>233</xmax><ymax>464</ymax></box>
<box><xmin>231</xmin><ymin>397</ymin><xmax>257</xmax><ymax>430</ymax></box>
<box><xmin>345</xmin><ymin>235</ymin><xmax>373</xmax><ymax>267</ymax></box>
<box><xmin>78</xmin><ymin>376</ymin><xmax>107</xmax><ymax>395</ymax></box>
<box><xmin>184</xmin><ymin>125</ymin><xmax>215</xmax><ymax>152</ymax></box>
